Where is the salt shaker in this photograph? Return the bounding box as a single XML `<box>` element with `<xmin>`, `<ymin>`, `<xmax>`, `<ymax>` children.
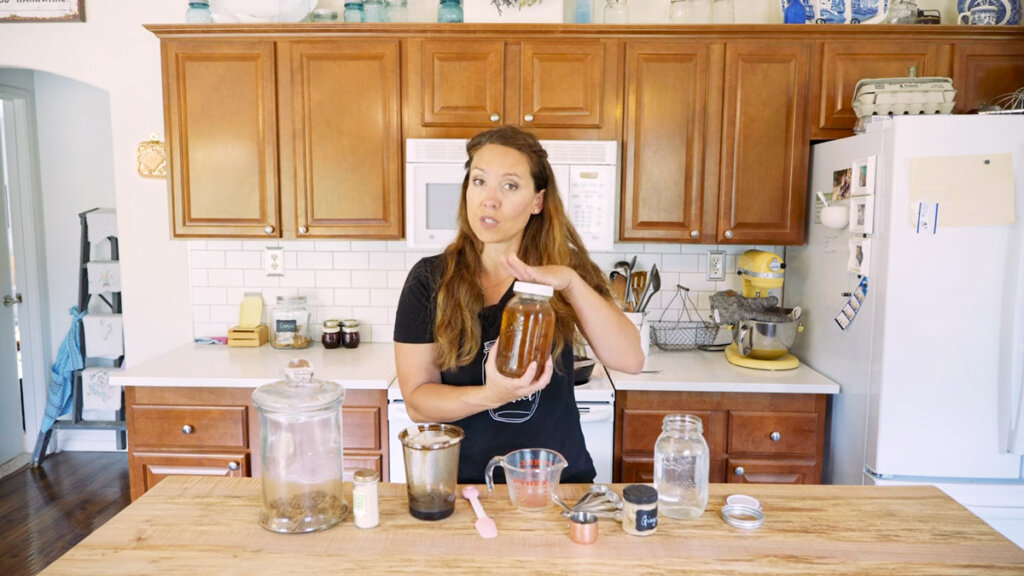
<box><xmin>352</xmin><ymin>468</ymin><xmax>380</xmax><ymax>528</ymax></box>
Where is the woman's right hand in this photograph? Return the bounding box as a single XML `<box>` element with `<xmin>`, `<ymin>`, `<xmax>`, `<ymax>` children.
<box><xmin>482</xmin><ymin>339</ymin><xmax>553</xmax><ymax>406</ymax></box>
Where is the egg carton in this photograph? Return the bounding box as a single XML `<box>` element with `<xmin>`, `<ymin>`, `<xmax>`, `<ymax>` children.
<box><xmin>852</xmin><ymin>75</ymin><xmax>956</xmax><ymax>118</ymax></box>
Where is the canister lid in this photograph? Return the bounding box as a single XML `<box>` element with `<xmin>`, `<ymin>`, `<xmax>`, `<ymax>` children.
<box><xmin>353</xmin><ymin>468</ymin><xmax>379</xmax><ymax>483</ymax></box>
<box><xmin>251</xmin><ymin>359</ymin><xmax>344</xmax><ymax>413</ymax></box>
<box><xmin>721</xmin><ymin>503</ymin><xmax>764</xmax><ymax>530</ymax></box>
<box><xmin>622</xmin><ymin>483</ymin><xmax>658</xmax><ymax>505</ymax></box>
<box><xmin>512</xmin><ymin>281</ymin><xmax>554</xmax><ymax>298</ymax></box>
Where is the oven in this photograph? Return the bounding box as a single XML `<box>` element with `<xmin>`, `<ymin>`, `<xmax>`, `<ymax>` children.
<box><xmin>387</xmin><ymin>371</ymin><xmax>615</xmax><ymax>483</ymax></box>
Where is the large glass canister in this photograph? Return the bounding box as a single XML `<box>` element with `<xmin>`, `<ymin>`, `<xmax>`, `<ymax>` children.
<box><xmin>653</xmin><ymin>414</ymin><xmax>709</xmax><ymax>519</ymax></box>
<box><xmin>270</xmin><ymin>296</ymin><xmax>311</xmax><ymax>349</ymax></box>
<box><xmin>252</xmin><ymin>360</ymin><xmax>348</xmax><ymax>533</ymax></box>
<box><xmin>495</xmin><ymin>281</ymin><xmax>556</xmax><ymax>378</ymax></box>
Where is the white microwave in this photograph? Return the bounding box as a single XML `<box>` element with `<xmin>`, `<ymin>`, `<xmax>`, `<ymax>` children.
<box><xmin>405</xmin><ymin>138</ymin><xmax>618</xmax><ymax>252</ymax></box>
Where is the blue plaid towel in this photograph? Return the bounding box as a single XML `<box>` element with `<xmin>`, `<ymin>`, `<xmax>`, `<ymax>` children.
<box><xmin>40</xmin><ymin>306</ymin><xmax>87</xmax><ymax>433</ymax></box>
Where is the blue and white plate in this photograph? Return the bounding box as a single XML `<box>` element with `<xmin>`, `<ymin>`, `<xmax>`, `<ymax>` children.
<box><xmin>957</xmin><ymin>0</ymin><xmax>1022</xmax><ymax>25</ymax></box>
<box><xmin>782</xmin><ymin>0</ymin><xmax>889</xmax><ymax>23</ymax></box>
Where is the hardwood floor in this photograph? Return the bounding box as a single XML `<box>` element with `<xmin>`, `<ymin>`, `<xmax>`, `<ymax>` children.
<box><xmin>0</xmin><ymin>452</ymin><xmax>130</xmax><ymax>576</ymax></box>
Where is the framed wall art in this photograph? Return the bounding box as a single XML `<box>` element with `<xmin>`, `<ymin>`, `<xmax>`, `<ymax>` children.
<box><xmin>849</xmin><ymin>196</ymin><xmax>874</xmax><ymax>234</ymax></box>
<box><xmin>0</xmin><ymin>0</ymin><xmax>84</xmax><ymax>22</ymax></box>
<box><xmin>852</xmin><ymin>155</ymin><xmax>876</xmax><ymax>196</ymax></box>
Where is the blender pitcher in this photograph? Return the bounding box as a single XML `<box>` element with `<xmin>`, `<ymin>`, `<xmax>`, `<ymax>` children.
<box><xmin>252</xmin><ymin>359</ymin><xmax>348</xmax><ymax>533</ymax></box>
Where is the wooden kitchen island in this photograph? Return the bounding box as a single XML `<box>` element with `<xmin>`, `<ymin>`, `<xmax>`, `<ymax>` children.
<box><xmin>40</xmin><ymin>476</ymin><xmax>1022</xmax><ymax>575</ymax></box>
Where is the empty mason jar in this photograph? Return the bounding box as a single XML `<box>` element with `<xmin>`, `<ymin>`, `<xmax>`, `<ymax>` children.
<box><xmin>438</xmin><ymin>0</ymin><xmax>463</xmax><ymax>22</ymax></box>
<box><xmin>363</xmin><ymin>0</ymin><xmax>385</xmax><ymax>21</ymax></box>
<box><xmin>653</xmin><ymin>414</ymin><xmax>709</xmax><ymax>519</ymax></box>
<box><xmin>385</xmin><ymin>0</ymin><xmax>408</xmax><ymax>21</ymax></box>
<box><xmin>343</xmin><ymin>1</ymin><xmax>365</xmax><ymax>22</ymax></box>
<box><xmin>604</xmin><ymin>0</ymin><xmax>629</xmax><ymax>23</ymax></box>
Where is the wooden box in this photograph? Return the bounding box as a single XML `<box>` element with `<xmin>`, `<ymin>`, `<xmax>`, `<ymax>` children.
<box><xmin>227</xmin><ymin>324</ymin><xmax>268</xmax><ymax>347</ymax></box>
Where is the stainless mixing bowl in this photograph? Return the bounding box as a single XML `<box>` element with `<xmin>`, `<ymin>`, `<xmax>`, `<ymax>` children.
<box><xmin>733</xmin><ymin>318</ymin><xmax>802</xmax><ymax>360</ymax></box>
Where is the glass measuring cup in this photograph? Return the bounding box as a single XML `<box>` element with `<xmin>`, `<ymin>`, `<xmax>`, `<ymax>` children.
<box><xmin>485</xmin><ymin>448</ymin><xmax>567</xmax><ymax>512</ymax></box>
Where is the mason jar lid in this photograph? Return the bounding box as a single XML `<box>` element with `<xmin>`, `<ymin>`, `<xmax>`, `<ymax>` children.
<box><xmin>251</xmin><ymin>359</ymin><xmax>344</xmax><ymax>413</ymax></box>
<box><xmin>341</xmin><ymin>319</ymin><xmax>359</xmax><ymax>327</ymax></box>
<box><xmin>622</xmin><ymin>483</ymin><xmax>658</xmax><ymax>505</ymax></box>
<box><xmin>322</xmin><ymin>326</ymin><xmax>340</xmax><ymax>334</ymax></box>
<box><xmin>512</xmin><ymin>281</ymin><xmax>554</xmax><ymax>298</ymax></box>
<box><xmin>353</xmin><ymin>468</ymin><xmax>379</xmax><ymax>483</ymax></box>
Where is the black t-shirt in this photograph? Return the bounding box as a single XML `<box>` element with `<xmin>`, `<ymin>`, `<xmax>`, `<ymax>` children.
<box><xmin>394</xmin><ymin>255</ymin><xmax>596</xmax><ymax>485</ymax></box>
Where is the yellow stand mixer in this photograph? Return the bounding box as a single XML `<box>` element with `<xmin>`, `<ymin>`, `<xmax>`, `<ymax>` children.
<box><xmin>723</xmin><ymin>250</ymin><xmax>801</xmax><ymax>370</ymax></box>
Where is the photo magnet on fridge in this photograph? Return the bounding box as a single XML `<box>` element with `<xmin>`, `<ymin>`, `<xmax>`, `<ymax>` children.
<box><xmin>848</xmin><ymin>238</ymin><xmax>872</xmax><ymax>277</ymax></box>
<box><xmin>849</xmin><ymin>196</ymin><xmax>874</xmax><ymax>235</ymax></box>
<box><xmin>852</xmin><ymin>156</ymin><xmax>876</xmax><ymax>196</ymax></box>
<box><xmin>833</xmin><ymin>167</ymin><xmax>852</xmax><ymax>201</ymax></box>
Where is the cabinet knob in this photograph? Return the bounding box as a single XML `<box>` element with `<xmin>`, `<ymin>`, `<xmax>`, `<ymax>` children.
<box><xmin>723</xmin><ymin>229</ymin><xmax>734</xmax><ymax>240</ymax></box>
<box><xmin>227</xmin><ymin>461</ymin><xmax>240</xmax><ymax>471</ymax></box>
<box><xmin>523</xmin><ymin>114</ymin><xmax>534</xmax><ymax>123</ymax></box>
<box><xmin>264</xmin><ymin>225</ymin><xmax>274</xmax><ymax>235</ymax></box>
<box><xmin>733</xmin><ymin>466</ymin><xmax>745</xmax><ymax>477</ymax></box>
<box><xmin>181</xmin><ymin>424</ymin><xmax>194</xmax><ymax>435</ymax></box>
<box><xmin>489</xmin><ymin>113</ymin><xmax>500</xmax><ymax>123</ymax></box>
<box><xmin>689</xmin><ymin>229</ymin><xmax>699</xmax><ymax>239</ymax></box>
<box><xmin>770</xmin><ymin>431</ymin><xmax>781</xmax><ymax>442</ymax></box>
<box><xmin>298</xmin><ymin>225</ymin><xmax>308</xmax><ymax>235</ymax></box>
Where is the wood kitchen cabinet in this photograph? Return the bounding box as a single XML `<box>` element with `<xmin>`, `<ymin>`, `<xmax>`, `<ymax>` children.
<box><xmin>614</xmin><ymin>391</ymin><xmax>827</xmax><ymax>485</ymax></box>
<box><xmin>153</xmin><ymin>30</ymin><xmax>403</xmax><ymax>239</ymax></box>
<box><xmin>621</xmin><ymin>40</ymin><xmax>810</xmax><ymax>245</ymax></box>
<box><xmin>811</xmin><ymin>41</ymin><xmax>942</xmax><ymax>140</ymax></box>
<box><xmin>951</xmin><ymin>41</ymin><xmax>1024</xmax><ymax>114</ymax></box>
<box><xmin>403</xmin><ymin>37</ymin><xmax>620</xmax><ymax>140</ymax></box>
<box><xmin>125</xmin><ymin>386</ymin><xmax>388</xmax><ymax>501</ymax></box>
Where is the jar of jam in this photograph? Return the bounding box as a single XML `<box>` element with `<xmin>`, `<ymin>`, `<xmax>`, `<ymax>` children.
<box><xmin>495</xmin><ymin>282</ymin><xmax>555</xmax><ymax>378</ymax></box>
<box><xmin>342</xmin><ymin>319</ymin><xmax>360</xmax><ymax>349</ymax></box>
<box><xmin>322</xmin><ymin>320</ymin><xmax>341</xmax><ymax>349</ymax></box>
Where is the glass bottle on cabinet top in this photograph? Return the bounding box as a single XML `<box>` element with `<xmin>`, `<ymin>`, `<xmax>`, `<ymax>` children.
<box><xmin>385</xmin><ymin>0</ymin><xmax>408</xmax><ymax>21</ymax></box>
<box><xmin>186</xmin><ymin>0</ymin><xmax>213</xmax><ymax>22</ymax></box>
<box><xmin>344</xmin><ymin>1</ymin><xmax>365</xmax><ymax>22</ymax></box>
<box><xmin>438</xmin><ymin>0</ymin><xmax>463</xmax><ymax>22</ymax></box>
<box><xmin>363</xmin><ymin>0</ymin><xmax>385</xmax><ymax>21</ymax></box>
<box><xmin>604</xmin><ymin>0</ymin><xmax>629</xmax><ymax>22</ymax></box>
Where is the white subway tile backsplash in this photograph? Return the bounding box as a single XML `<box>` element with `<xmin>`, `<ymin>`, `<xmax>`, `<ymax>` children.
<box><xmin>189</xmin><ymin>240</ymin><xmax>780</xmax><ymax>342</ymax></box>
<box><xmin>190</xmin><ymin>250</ymin><xmax>226</xmax><ymax>269</ymax></box>
<box><xmin>226</xmin><ymin>250</ymin><xmax>259</xmax><ymax>269</ymax></box>
<box><xmin>333</xmin><ymin>252</ymin><xmax>369</xmax><ymax>270</ymax></box>
<box><xmin>297</xmin><ymin>251</ymin><xmax>333</xmax><ymax>270</ymax></box>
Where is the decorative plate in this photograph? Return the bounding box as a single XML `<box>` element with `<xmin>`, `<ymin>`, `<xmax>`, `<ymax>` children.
<box><xmin>957</xmin><ymin>0</ymin><xmax>1022</xmax><ymax>25</ymax></box>
<box><xmin>782</xmin><ymin>0</ymin><xmax>889</xmax><ymax>23</ymax></box>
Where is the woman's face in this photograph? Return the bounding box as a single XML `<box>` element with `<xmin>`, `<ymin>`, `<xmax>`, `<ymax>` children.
<box><xmin>465</xmin><ymin>143</ymin><xmax>545</xmax><ymax>248</ymax></box>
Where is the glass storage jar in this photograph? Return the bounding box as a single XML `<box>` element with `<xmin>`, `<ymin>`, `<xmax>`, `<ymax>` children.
<box><xmin>363</xmin><ymin>0</ymin><xmax>385</xmax><ymax>21</ymax></box>
<box><xmin>385</xmin><ymin>0</ymin><xmax>408</xmax><ymax>21</ymax></box>
<box><xmin>604</xmin><ymin>0</ymin><xmax>629</xmax><ymax>23</ymax></box>
<box><xmin>270</xmin><ymin>296</ymin><xmax>311</xmax><ymax>349</ymax></box>
<box><xmin>186</xmin><ymin>0</ymin><xmax>213</xmax><ymax>22</ymax></box>
<box><xmin>653</xmin><ymin>414</ymin><xmax>709</xmax><ymax>519</ymax></box>
<box><xmin>495</xmin><ymin>282</ymin><xmax>556</xmax><ymax>378</ymax></box>
<box><xmin>343</xmin><ymin>1</ymin><xmax>364</xmax><ymax>21</ymax></box>
<box><xmin>252</xmin><ymin>360</ymin><xmax>348</xmax><ymax>533</ymax></box>
<box><xmin>437</xmin><ymin>0</ymin><xmax>463</xmax><ymax>22</ymax></box>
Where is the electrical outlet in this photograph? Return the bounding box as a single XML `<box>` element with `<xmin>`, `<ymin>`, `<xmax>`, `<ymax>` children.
<box><xmin>707</xmin><ymin>250</ymin><xmax>726</xmax><ymax>281</ymax></box>
<box><xmin>265</xmin><ymin>247</ymin><xmax>284</xmax><ymax>277</ymax></box>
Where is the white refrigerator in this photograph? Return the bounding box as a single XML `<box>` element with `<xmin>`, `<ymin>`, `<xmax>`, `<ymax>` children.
<box><xmin>785</xmin><ymin>115</ymin><xmax>1024</xmax><ymax>548</ymax></box>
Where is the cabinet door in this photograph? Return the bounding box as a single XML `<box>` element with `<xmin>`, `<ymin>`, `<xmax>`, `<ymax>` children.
<box><xmin>621</xmin><ymin>41</ymin><xmax>710</xmax><ymax>243</ymax></box>
<box><xmin>406</xmin><ymin>38</ymin><xmax>505</xmax><ymax>135</ymax></box>
<box><xmin>718</xmin><ymin>42</ymin><xmax>810</xmax><ymax>245</ymax></box>
<box><xmin>813</xmin><ymin>42</ymin><xmax>939</xmax><ymax>139</ymax></box>
<box><xmin>129</xmin><ymin>452</ymin><xmax>249</xmax><ymax>501</ymax></box>
<box><xmin>726</xmin><ymin>457</ymin><xmax>818</xmax><ymax>484</ymax></box>
<box><xmin>281</xmin><ymin>39</ymin><xmax>402</xmax><ymax>238</ymax></box>
<box><xmin>952</xmin><ymin>41</ymin><xmax>1024</xmax><ymax>114</ymax></box>
<box><xmin>164</xmin><ymin>40</ymin><xmax>280</xmax><ymax>238</ymax></box>
<box><xmin>519</xmin><ymin>40</ymin><xmax>615</xmax><ymax>135</ymax></box>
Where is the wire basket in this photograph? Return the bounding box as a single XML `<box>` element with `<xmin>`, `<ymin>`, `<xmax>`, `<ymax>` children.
<box><xmin>649</xmin><ymin>285</ymin><xmax>719</xmax><ymax>351</ymax></box>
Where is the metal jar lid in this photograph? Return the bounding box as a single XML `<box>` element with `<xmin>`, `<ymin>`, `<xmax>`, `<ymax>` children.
<box><xmin>721</xmin><ymin>503</ymin><xmax>764</xmax><ymax>530</ymax></box>
<box><xmin>251</xmin><ymin>359</ymin><xmax>344</xmax><ymax>414</ymax></box>
<box><xmin>622</xmin><ymin>484</ymin><xmax>658</xmax><ymax>505</ymax></box>
<box><xmin>353</xmin><ymin>468</ymin><xmax>379</xmax><ymax>483</ymax></box>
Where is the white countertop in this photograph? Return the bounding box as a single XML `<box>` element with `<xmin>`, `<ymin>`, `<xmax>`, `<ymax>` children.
<box><xmin>109</xmin><ymin>343</ymin><xmax>395</xmax><ymax>390</ymax></box>
<box><xmin>606</xmin><ymin>349</ymin><xmax>840</xmax><ymax>394</ymax></box>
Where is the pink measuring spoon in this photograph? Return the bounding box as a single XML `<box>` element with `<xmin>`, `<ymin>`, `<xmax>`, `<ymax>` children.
<box><xmin>461</xmin><ymin>486</ymin><xmax>497</xmax><ymax>539</ymax></box>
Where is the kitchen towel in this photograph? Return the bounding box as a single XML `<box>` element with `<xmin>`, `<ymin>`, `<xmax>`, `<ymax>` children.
<box><xmin>81</xmin><ymin>367</ymin><xmax>122</xmax><ymax>411</ymax></box>
<box><xmin>86</xmin><ymin>261</ymin><xmax>120</xmax><ymax>294</ymax></box>
<box><xmin>82</xmin><ymin>313</ymin><xmax>124</xmax><ymax>359</ymax></box>
<box><xmin>85</xmin><ymin>208</ymin><xmax>117</xmax><ymax>243</ymax></box>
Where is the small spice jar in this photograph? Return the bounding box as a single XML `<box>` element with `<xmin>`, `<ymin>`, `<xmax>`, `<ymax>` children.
<box><xmin>621</xmin><ymin>484</ymin><xmax>658</xmax><ymax>536</ymax></box>
<box><xmin>341</xmin><ymin>319</ymin><xmax>360</xmax><ymax>349</ymax></box>
<box><xmin>352</xmin><ymin>468</ymin><xmax>380</xmax><ymax>529</ymax></box>
<box><xmin>322</xmin><ymin>320</ymin><xmax>341</xmax><ymax>349</ymax></box>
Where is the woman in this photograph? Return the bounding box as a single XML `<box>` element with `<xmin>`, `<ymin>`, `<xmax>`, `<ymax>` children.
<box><xmin>394</xmin><ymin>126</ymin><xmax>644</xmax><ymax>484</ymax></box>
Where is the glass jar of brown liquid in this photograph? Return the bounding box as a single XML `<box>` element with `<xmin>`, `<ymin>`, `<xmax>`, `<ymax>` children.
<box><xmin>495</xmin><ymin>282</ymin><xmax>555</xmax><ymax>378</ymax></box>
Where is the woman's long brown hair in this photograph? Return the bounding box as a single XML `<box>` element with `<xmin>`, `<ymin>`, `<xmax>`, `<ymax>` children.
<box><xmin>433</xmin><ymin>126</ymin><xmax>611</xmax><ymax>373</ymax></box>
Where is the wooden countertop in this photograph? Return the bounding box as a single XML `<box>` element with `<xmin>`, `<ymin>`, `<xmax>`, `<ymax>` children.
<box><xmin>40</xmin><ymin>477</ymin><xmax>1022</xmax><ymax>575</ymax></box>
<box><xmin>608</xmin><ymin>349</ymin><xmax>841</xmax><ymax>394</ymax></box>
<box><xmin>110</xmin><ymin>343</ymin><xmax>395</xmax><ymax>390</ymax></box>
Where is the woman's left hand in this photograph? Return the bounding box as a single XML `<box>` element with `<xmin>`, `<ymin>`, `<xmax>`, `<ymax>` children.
<box><xmin>501</xmin><ymin>253</ymin><xmax>577</xmax><ymax>292</ymax></box>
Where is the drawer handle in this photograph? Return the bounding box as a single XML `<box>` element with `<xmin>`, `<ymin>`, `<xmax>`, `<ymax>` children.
<box><xmin>690</xmin><ymin>229</ymin><xmax>699</xmax><ymax>239</ymax></box>
<box><xmin>298</xmin><ymin>225</ymin><xmax>308</xmax><ymax>235</ymax></box>
<box><xmin>733</xmin><ymin>466</ymin><xmax>745</xmax><ymax>477</ymax></box>
<box><xmin>723</xmin><ymin>229</ymin><xmax>734</xmax><ymax>240</ymax></box>
<box><xmin>523</xmin><ymin>113</ymin><xmax>534</xmax><ymax>123</ymax></box>
<box><xmin>770</xmin><ymin>431</ymin><xmax>781</xmax><ymax>442</ymax></box>
<box><xmin>264</xmin><ymin>225</ymin><xmax>274</xmax><ymax>235</ymax></box>
<box><xmin>181</xmin><ymin>424</ymin><xmax>194</xmax><ymax>435</ymax></box>
<box><xmin>227</xmin><ymin>461</ymin><xmax>240</xmax><ymax>471</ymax></box>
<box><xmin>489</xmin><ymin>113</ymin><xmax>500</xmax><ymax>123</ymax></box>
